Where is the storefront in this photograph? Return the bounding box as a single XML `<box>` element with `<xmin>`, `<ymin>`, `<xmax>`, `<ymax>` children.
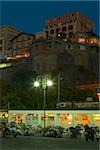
<box><xmin>0</xmin><ymin>111</ymin><xmax>8</xmax><ymax>124</ymax></box>
<box><xmin>8</xmin><ymin>110</ymin><xmax>100</xmax><ymax>128</ymax></box>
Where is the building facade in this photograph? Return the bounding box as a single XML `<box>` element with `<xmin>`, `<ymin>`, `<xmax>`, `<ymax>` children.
<box><xmin>45</xmin><ymin>12</ymin><xmax>93</xmax><ymax>40</ymax></box>
<box><xmin>0</xmin><ymin>25</ymin><xmax>21</xmax><ymax>52</ymax></box>
<box><xmin>8</xmin><ymin>110</ymin><xmax>100</xmax><ymax>128</ymax></box>
<box><xmin>74</xmin><ymin>32</ymin><xmax>100</xmax><ymax>46</ymax></box>
<box><xmin>11</xmin><ymin>32</ymin><xmax>35</xmax><ymax>56</ymax></box>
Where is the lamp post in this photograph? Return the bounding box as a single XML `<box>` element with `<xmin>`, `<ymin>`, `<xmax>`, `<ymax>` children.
<box><xmin>34</xmin><ymin>75</ymin><xmax>53</xmax><ymax>128</ymax></box>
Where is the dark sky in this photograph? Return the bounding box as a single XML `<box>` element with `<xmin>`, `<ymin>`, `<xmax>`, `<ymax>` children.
<box><xmin>1</xmin><ymin>1</ymin><xmax>99</xmax><ymax>35</ymax></box>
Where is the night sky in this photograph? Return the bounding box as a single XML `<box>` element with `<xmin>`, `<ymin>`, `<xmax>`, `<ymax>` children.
<box><xmin>1</xmin><ymin>1</ymin><xmax>99</xmax><ymax>35</ymax></box>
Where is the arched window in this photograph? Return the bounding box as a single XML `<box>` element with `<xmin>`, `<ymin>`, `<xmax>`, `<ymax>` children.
<box><xmin>50</xmin><ymin>30</ymin><xmax>54</xmax><ymax>34</ymax></box>
<box><xmin>56</xmin><ymin>28</ymin><xmax>60</xmax><ymax>33</ymax></box>
<box><xmin>69</xmin><ymin>32</ymin><xmax>73</xmax><ymax>38</ymax></box>
<box><xmin>62</xmin><ymin>27</ymin><xmax>66</xmax><ymax>32</ymax></box>
<box><xmin>68</xmin><ymin>25</ymin><xmax>73</xmax><ymax>30</ymax></box>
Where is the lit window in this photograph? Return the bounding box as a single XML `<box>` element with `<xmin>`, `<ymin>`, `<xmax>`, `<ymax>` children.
<box><xmin>78</xmin><ymin>38</ymin><xmax>85</xmax><ymax>43</ymax></box>
<box><xmin>90</xmin><ymin>40</ymin><xmax>94</xmax><ymax>43</ymax></box>
<box><xmin>90</xmin><ymin>38</ymin><xmax>97</xmax><ymax>44</ymax></box>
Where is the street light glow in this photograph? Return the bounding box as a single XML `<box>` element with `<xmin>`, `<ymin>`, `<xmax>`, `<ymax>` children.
<box><xmin>34</xmin><ymin>75</ymin><xmax>53</xmax><ymax>128</ymax></box>
<box><xmin>34</xmin><ymin>81</ymin><xmax>40</xmax><ymax>87</ymax></box>
<box><xmin>47</xmin><ymin>80</ymin><xmax>53</xmax><ymax>86</ymax></box>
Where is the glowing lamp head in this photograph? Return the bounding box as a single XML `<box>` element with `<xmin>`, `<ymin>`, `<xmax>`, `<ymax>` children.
<box><xmin>34</xmin><ymin>81</ymin><xmax>40</xmax><ymax>87</ymax></box>
<box><xmin>47</xmin><ymin>80</ymin><xmax>53</xmax><ymax>86</ymax></box>
<box><xmin>58</xmin><ymin>34</ymin><xmax>60</xmax><ymax>37</ymax></box>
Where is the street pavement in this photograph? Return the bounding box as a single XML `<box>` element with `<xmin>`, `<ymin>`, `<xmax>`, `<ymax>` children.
<box><xmin>0</xmin><ymin>136</ymin><xmax>99</xmax><ymax>150</ymax></box>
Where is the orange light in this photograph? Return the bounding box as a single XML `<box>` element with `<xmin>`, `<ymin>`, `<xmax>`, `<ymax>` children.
<box><xmin>90</xmin><ymin>40</ymin><xmax>94</xmax><ymax>43</ymax></box>
<box><xmin>16</xmin><ymin>55</ymin><xmax>23</xmax><ymax>58</ymax></box>
<box><xmin>78</xmin><ymin>38</ymin><xmax>85</xmax><ymax>43</ymax></box>
<box><xmin>7</xmin><ymin>56</ymin><xmax>17</xmax><ymax>60</ymax></box>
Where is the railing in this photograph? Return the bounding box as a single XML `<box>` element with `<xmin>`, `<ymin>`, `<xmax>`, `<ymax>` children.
<box><xmin>56</xmin><ymin>101</ymin><xmax>100</xmax><ymax>110</ymax></box>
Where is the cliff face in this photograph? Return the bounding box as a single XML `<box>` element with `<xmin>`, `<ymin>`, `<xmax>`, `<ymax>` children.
<box><xmin>0</xmin><ymin>39</ymin><xmax>99</xmax><ymax>85</ymax></box>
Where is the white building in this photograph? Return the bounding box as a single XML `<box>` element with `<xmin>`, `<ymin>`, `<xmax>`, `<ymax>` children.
<box><xmin>8</xmin><ymin>110</ymin><xmax>100</xmax><ymax>128</ymax></box>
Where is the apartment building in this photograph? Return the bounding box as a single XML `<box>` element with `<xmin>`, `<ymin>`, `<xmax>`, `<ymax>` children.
<box><xmin>11</xmin><ymin>32</ymin><xmax>35</xmax><ymax>55</ymax></box>
<box><xmin>0</xmin><ymin>25</ymin><xmax>21</xmax><ymax>53</ymax></box>
<box><xmin>45</xmin><ymin>12</ymin><xmax>93</xmax><ymax>41</ymax></box>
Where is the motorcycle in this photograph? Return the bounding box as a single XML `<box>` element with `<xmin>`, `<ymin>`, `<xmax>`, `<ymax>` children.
<box><xmin>44</xmin><ymin>128</ymin><xmax>62</xmax><ymax>138</ymax></box>
<box><xmin>2</xmin><ymin>126</ymin><xmax>17</xmax><ymax>138</ymax></box>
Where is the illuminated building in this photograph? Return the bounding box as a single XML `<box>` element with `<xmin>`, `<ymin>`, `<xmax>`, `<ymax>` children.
<box><xmin>8</xmin><ymin>110</ymin><xmax>100</xmax><ymax>128</ymax></box>
<box><xmin>74</xmin><ymin>32</ymin><xmax>100</xmax><ymax>46</ymax></box>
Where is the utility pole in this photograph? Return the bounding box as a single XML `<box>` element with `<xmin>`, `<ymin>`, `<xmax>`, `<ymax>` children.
<box><xmin>57</xmin><ymin>74</ymin><xmax>63</xmax><ymax>103</ymax></box>
<box><xmin>58</xmin><ymin>74</ymin><xmax>60</xmax><ymax>103</ymax></box>
<box><xmin>8</xmin><ymin>101</ymin><xmax>10</xmax><ymax>110</ymax></box>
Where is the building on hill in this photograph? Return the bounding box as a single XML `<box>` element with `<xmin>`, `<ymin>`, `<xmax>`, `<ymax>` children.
<box><xmin>73</xmin><ymin>32</ymin><xmax>100</xmax><ymax>46</ymax></box>
<box><xmin>0</xmin><ymin>25</ymin><xmax>21</xmax><ymax>52</ymax></box>
<box><xmin>35</xmin><ymin>31</ymin><xmax>46</xmax><ymax>40</ymax></box>
<box><xmin>44</xmin><ymin>12</ymin><xmax>93</xmax><ymax>40</ymax></box>
<box><xmin>11</xmin><ymin>32</ymin><xmax>35</xmax><ymax>56</ymax></box>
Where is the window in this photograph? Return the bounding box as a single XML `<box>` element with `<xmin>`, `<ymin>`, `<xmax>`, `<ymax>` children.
<box><xmin>57</xmin><ymin>33</ymin><xmax>66</xmax><ymax>39</ymax></box>
<box><xmin>0</xmin><ymin>39</ymin><xmax>3</xmax><ymax>44</ymax></box>
<box><xmin>68</xmin><ymin>25</ymin><xmax>73</xmax><ymax>30</ymax></box>
<box><xmin>0</xmin><ymin>47</ymin><xmax>2</xmax><ymax>51</ymax></box>
<box><xmin>74</xmin><ymin>114</ymin><xmax>90</xmax><ymax>126</ymax></box>
<box><xmin>50</xmin><ymin>30</ymin><xmax>54</xmax><ymax>34</ymax></box>
<box><xmin>66</xmin><ymin>45</ymin><xmax>71</xmax><ymax>49</ymax></box>
<box><xmin>92</xmin><ymin>114</ymin><xmax>100</xmax><ymax>127</ymax></box>
<box><xmin>46</xmin><ymin>31</ymin><xmax>48</xmax><ymax>38</ymax></box>
<box><xmin>41</xmin><ymin>113</ymin><xmax>54</xmax><ymax>126</ymax></box>
<box><xmin>56</xmin><ymin>28</ymin><xmax>60</xmax><ymax>33</ymax></box>
<box><xmin>69</xmin><ymin>32</ymin><xmax>73</xmax><ymax>38</ymax></box>
<box><xmin>50</xmin><ymin>25</ymin><xmax>53</xmax><ymax>28</ymax></box>
<box><xmin>78</xmin><ymin>38</ymin><xmax>85</xmax><ymax>43</ymax></box>
<box><xmin>62</xmin><ymin>27</ymin><xmax>66</xmax><ymax>31</ymax></box>
<box><xmin>57</xmin><ymin>114</ymin><xmax>72</xmax><ymax>127</ymax></box>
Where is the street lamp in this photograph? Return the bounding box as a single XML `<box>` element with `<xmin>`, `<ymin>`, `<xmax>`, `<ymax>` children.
<box><xmin>34</xmin><ymin>75</ymin><xmax>53</xmax><ymax>128</ymax></box>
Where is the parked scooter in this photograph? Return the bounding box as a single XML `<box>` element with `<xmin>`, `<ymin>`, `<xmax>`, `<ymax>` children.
<box><xmin>2</xmin><ymin>122</ymin><xmax>17</xmax><ymax>138</ymax></box>
<box><xmin>44</xmin><ymin>128</ymin><xmax>62</xmax><ymax>138</ymax></box>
